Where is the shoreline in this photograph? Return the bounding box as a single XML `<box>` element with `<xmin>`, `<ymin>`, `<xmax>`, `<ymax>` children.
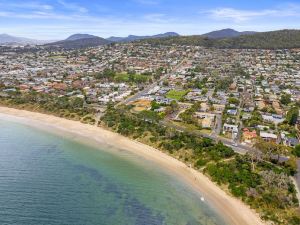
<box><xmin>0</xmin><ymin>106</ymin><xmax>264</xmax><ymax>225</ymax></box>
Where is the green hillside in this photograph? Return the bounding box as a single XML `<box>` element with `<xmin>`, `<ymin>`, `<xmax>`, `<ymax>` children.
<box><xmin>141</xmin><ymin>30</ymin><xmax>300</xmax><ymax>49</ymax></box>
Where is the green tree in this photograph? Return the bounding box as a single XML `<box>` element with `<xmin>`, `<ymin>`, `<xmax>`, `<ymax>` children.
<box><xmin>70</xmin><ymin>97</ymin><xmax>84</xmax><ymax>109</ymax></box>
<box><xmin>228</xmin><ymin>97</ymin><xmax>240</xmax><ymax>105</ymax></box>
<box><xmin>162</xmin><ymin>80</ymin><xmax>169</xmax><ymax>86</ymax></box>
<box><xmin>151</xmin><ymin>101</ymin><xmax>160</xmax><ymax>111</ymax></box>
<box><xmin>292</xmin><ymin>145</ymin><xmax>300</xmax><ymax>157</ymax></box>
<box><xmin>170</xmin><ymin>100</ymin><xmax>179</xmax><ymax>112</ymax></box>
<box><xmin>286</xmin><ymin>107</ymin><xmax>299</xmax><ymax>125</ymax></box>
<box><xmin>201</xmin><ymin>88</ymin><xmax>208</xmax><ymax>95</ymax></box>
<box><xmin>280</xmin><ymin>93</ymin><xmax>291</xmax><ymax>105</ymax></box>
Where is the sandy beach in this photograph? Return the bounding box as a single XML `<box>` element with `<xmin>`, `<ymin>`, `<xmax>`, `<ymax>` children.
<box><xmin>0</xmin><ymin>106</ymin><xmax>265</xmax><ymax>225</ymax></box>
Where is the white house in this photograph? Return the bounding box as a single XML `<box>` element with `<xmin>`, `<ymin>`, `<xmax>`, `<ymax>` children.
<box><xmin>262</xmin><ymin>114</ymin><xmax>285</xmax><ymax>124</ymax></box>
<box><xmin>223</xmin><ymin>124</ymin><xmax>239</xmax><ymax>133</ymax></box>
<box><xmin>260</xmin><ymin>132</ymin><xmax>278</xmax><ymax>142</ymax></box>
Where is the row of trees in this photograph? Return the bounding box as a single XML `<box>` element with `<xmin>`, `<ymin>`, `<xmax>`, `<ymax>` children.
<box><xmin>101</xmin><ymin>105</ymin><xmax>300</xmax><ymax>224</ymax></box>
<box><xmin>101</xmin><ymin>105</ymin><xmax>234</xmax><ymax>163</ymax></box>
<box><xmin>0</xmin><ymin>91</ymin><xmax>95</xmax><ymax>123</ymax></box>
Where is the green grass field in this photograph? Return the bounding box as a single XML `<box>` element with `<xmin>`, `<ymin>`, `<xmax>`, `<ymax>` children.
<box><xmin>166</xmin><ymin>90</ymin><xmax>189</xmax><ymax>100</ymax></box>
<box><xmin>114</xmin><ymin>73</ymin><xmax>149</xmax><ymax>83</ymax></box>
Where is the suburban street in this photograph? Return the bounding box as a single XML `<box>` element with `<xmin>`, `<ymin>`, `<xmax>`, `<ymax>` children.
<box><xmin>160</xmin><ymin>119</ymin><xmax>250</xmax><ymax>154</ymax></box>
<box><xmin>120</xmin><ymin>58</ymin><xmax>189</xmax><ymax>105</ymax></box>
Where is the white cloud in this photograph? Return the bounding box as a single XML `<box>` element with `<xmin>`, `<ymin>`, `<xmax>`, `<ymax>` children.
<box><xmin>0</xmin><ymin>11</ymin><xmax>10</xmax><ymax>17</ymax></box>
<box><xmin>207</xmin><ymin>4</ymin><xmax>300</xmax><ymax>22</ymax></box>
<box><xmin>209</xmin><ymin>8</ymin><xmax>278</xmax><ymax>22</ymax></box>
<box><xmin>58</xmin><ymin>0</ymin><xmax>88</xmax><ymax>14</ymax></box>
<box><xmin>0</xmin><ymin>11</ymin><xmax>71</xmax><ymax>19</ymax></box>
<box><xmin>134</xmin><ymin>0</ymin><xmax>160</xmax><ymax>5</ymax></box>
<box><xmin>0</xmin><ymin>1</ymin><xmax>54</xmax><ymax>11</ymax></box>
<box><xmin>0</xmin><ymin>0</ymin><xmax>89</xmax><ymax>20</ymax></box>
<box><xmin>1</xmin><ymin>1</ymin><xmax>300</xmax><ymax>39</ymax></box>
<box><xmin>143</xmin><ymin>13</ymin><xmax>167</xmax><ymax>23</ymax></box>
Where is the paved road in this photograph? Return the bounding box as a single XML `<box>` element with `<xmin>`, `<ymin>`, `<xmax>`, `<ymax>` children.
<box><xmin>212</xmin><ymin>114</ymin><xmax>222</xmax><ymax>136</ymax></box>
<box><xmin>161</xmin><ymin>119</ymin><xmax>250</xmax><ymax>155</ymax></box>
<box><xmin>122</xmin><ymin>80</ymin><xmax>162</xmax><ymax>105</ymax></box>
<box><xmin>120</xmin><ymin>58</ymin><xmax>189</xmax><ymax>105</ymax></box>
<box><xmin>296</xmin><ymin>160</ymin><xmax>300</xmax><ymax>191</ymax></box>
<box><xmin>117</xmin><ymin>58</ymin><xmax>300</xmax><ymax>191</ymax></box>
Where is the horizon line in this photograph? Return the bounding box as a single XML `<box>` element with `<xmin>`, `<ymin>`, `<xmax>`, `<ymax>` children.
<box><xmin>1</xmin><ymin>27</ymin><xmax>300</xmax><ymax>41</ymax></box>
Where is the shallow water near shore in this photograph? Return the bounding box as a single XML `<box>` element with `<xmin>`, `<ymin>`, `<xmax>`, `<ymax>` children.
<box><xmin>0</xmin><ymin>118</ymin><xmax>227</xmax><ymax>225</ymax></box>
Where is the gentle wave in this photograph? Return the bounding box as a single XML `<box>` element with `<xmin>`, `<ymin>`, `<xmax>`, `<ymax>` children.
<box><xmin>0</xmin><ymin>119</ymin><xmax>227</xmax><ymax>225</ymax></box>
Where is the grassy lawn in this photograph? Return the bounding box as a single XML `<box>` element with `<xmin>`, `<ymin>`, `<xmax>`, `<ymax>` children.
<box><xmin>166</xmin><ymin>89</ymin><xmax>189</xmax><ymax>100</ymax></box>
<box><xmin>114</xmin><ymin>73</ymin><xmax>129</xmax><ymax>82</ymax></box>
<box><xmin>114</xmin><ymin>73</ymin><xmax>149</xmax><ymax>83</ymax></box>
<box><xmin>173</xmin><ymin>121</ymin><xmax>199</xmax><ymax>131</ymax></box>
<box><xmin>173</xmin><ymin>121</ymin><xmax>212</xmax><ymax>134</ymax></box>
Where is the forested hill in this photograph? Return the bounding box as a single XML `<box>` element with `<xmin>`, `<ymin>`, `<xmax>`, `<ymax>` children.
<box><xmin>43</xmin><ymin>37</ymin><xmax>112</xmax><ymax>49</ymax></box>
<box><xmin>140</xmin><ymin>30</ymin><xmax>300</xmax><ymax>49</ymax></box>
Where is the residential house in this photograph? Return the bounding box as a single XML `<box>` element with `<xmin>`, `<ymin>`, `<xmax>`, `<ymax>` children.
<box><xmin>260</xmin><ymin>132</ymin><xmax>278</xmax><ymax>142</ymax></box>
<box><xmin>242</xmin><ymin>128</ymin><xmax>257</xmax><ymax>144</ymax></box>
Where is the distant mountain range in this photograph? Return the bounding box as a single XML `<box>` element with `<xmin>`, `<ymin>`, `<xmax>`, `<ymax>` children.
<box><xmin>43</xmin><ymin>32</ymin><xmax>180</xmax><ymax>49</ymax></box>
<box><xmin>107</xmin><ymin>32</ymin><xmax>180</xmax><ymax>42</ymax></box>
<box><xmin>44</xmin><ymin>36</ymin><xmax>111</xmax><ymax>49</ymax></box>
<box><xmin>65</xmin><ymin>34</ymin><xmax>99</xmax><ymax>41</ymax></box>
<box><xmin>202</xmin><ymin>28</ymin><xmax>256</xmax><ymax>39</ymax></box>
<box><xmin>2</xmin><ymin>29</ymin><xmax>300</xmax><ymax>49</ymax></box>
<box><xmin>142</xmin><ymin>29</ymin><xmax>300</xmax><ymax>49</ymax></box>
<box><xmin>0</xmin><ymin>34</ymin><xmax>52</xmax><ymax>45</ymax></box>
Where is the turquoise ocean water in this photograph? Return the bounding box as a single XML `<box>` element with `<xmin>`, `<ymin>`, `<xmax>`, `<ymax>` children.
<box><xmin>0</xmin><ymin>118</ymin><xmax>227</xmax><ymax>225</ymax></box>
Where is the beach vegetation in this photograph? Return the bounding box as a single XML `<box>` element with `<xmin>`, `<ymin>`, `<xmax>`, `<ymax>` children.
<box><xmin>0</xmin><ymin>91</ymin><xmax>94</xmax><ymax>124</ymax></box>
<box><xmin>101</xmin><ymin>105</ymin><xmax>300</xmax><ymax>225</ymax></box>
<box><xmin>2</xmin><ymin>94</ymin><xmax>300</xmax><ymax>224</ymax></box>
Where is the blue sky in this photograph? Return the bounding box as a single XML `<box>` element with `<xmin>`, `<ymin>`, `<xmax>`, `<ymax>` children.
<box><xmin>0</xmin><ymin>0</ymin><xmax>300</xmax><ymax>39</ymax></box>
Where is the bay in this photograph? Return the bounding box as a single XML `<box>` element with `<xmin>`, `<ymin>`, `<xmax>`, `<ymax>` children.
<box><xmin>0</xmin><ymin>118</ymin><xmax>227</xmax><ymax>225</ymax></box>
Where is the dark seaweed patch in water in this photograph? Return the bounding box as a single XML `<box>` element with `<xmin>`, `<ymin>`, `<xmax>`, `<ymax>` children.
<box><xmin>74</xmin><ymin>164</ymin><xmax>104</xmax><ymax>182</ymax></box>
<box><xmin>124</xmin><ymin>197</ymin><xmax>165</xmax><ymax>225</ymax></box>
<box><xmin>73</xmin><ymin>164</ymin><xmax>166</xmax><ymax>225</ymax></box>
